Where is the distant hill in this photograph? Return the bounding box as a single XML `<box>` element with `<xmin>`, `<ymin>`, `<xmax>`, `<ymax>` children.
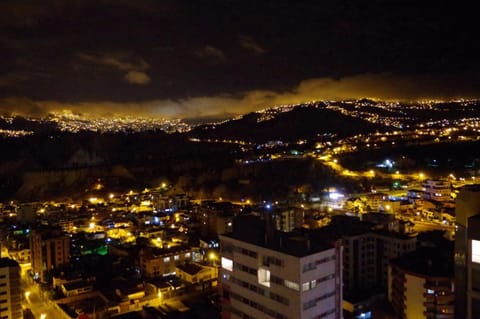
<box><xmin>188</xmin><ymin>104</ymin><xmax>383</xmax><ymax>143</ymax></box>
<box><xmin>0</xmin><ymin>116</ymin><xmax>58</xmax><ymax>133</ymax></box>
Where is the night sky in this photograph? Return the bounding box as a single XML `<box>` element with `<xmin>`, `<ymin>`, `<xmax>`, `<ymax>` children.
<box><xmin>1</xmin><ymin>0</ymin><xmax>479</xmax><ymax>120</ymax></box>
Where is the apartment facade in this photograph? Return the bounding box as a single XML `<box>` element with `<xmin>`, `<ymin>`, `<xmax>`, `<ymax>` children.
<box><xmin>139</xmin><ymin>246</ymin><xmax>194</xmax><ymax>278</ymax></box>
<box><xmin>455</xmin><ymin>185</ymin><xmax>480</xmax><ymax>319</ymax></box>
<box><xmin>0</xmin><ymin>258</ymin><xmax>22</xmax><ymax>319</ymax></box>
<box><xmin>389</xmin><ymin>249</ymin><xmax>454</xmax><ymax>319</ymax></box>
<box><xmin>219</xmin><ymin>216</ymin><xmax>343</xmax><ymax>319</ymax></box>
<box><xmin>340</xmin><ymin>227</ymin><xmax>417</xmax><ymax>294</ymax></box>
<box><xmin>422</xmin><ymin>179</ymin><xmax>451</xmax><ymax>202</ymax></box>
<box><xmin>30</xmin><ymin>227</ymin><xmax>70</xmax><ymax>282</ymax></box>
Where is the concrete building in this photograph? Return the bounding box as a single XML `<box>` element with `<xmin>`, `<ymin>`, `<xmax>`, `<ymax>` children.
<box><xmin>219</xmin><ymin>214</ymin><xmax>343</xmax><ymax>319</ymax></box>
<box><xmin>139</xmin><ymin>246</ymin><xmax>194</xmax><ymax>278</ymax></box>
<box><xmin>363</xmin><ymin>193</ymin><xmax>388</xmax><ymax>211</ymax></box>
<box><xmin>422</xmin><ymin>179</ymin><xmax>452</xmax><ymax>202</ymax></box>
<box><xmin>29</xmin><ymin>227</ymin><xmax>70</xmax><ymax>282</ymax></box>
<box><xmin>197</xmin><ymin>202</ymin><xmax>238</xmax><ymax>238</ymax></box>
<box><xmin>389</xmin><ymin>248</ymin><xmax>454</xmax><ymax>319</ymax></box>
<box><xmin>16</xmin><ymin>202</ymin><xmax>39</xmax><ymax>224</ymax></box>
<box><xmin>318</xmin><ymin>217</ymin><xmax>417</xmax><ymax>297</ymax></box>
<box><xmin>175</xmin><ymin>263</ymin><xmax>218</xmax><ymax>285</ymax></box>
<box><xmin>455</xmin><ymin>185</ymin><xmax>480</xmax><ymax>319</ymax></box>
<box><xmin>342</xmin><ymin>230</ymin><xmax>417</xmax><ymax>294</ymax></box>
<box><xmin>274</xmin><ymin>208</ymin><xmax>303</xmax><ymax>232</ymax></box>
<box><xmin>0</xmin><ymin>258</ymin><xmax>22</xmax><ymax>319</ymax></box>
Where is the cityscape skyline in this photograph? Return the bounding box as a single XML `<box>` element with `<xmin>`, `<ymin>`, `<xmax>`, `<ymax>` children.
<box><xmin>2</xmin><ymin>2</ymin><xmax>480</xmax><ymax>318</ymax></box>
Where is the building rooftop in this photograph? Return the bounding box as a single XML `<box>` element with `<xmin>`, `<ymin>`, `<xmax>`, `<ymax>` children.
<box><xmin>31</xmin><ymin>225</ymin><xmax>67</xmax><ymax>239</ymax></box>
<box><xmin>390</xmin><ymin>247</ymin><xmax>453</xmax><ymax>278</ymax></box>
<box><xmin>0</xmin><ymin>257</ymin><xmax>19</xmax><ymax>268</ymax></box>
<box><xmin>224</xmin><ymin>214</ymin><xmax>335</xmax><ymax>257</ymax></box>
<box><xmin>143</xmin><ymin>245</ymin><xmax>191</xmax><ymax>258</ymax></box>
<box><xmin>62</xmin><ymin>280</ymin><xmax>93</xmax><ymax>291</ymax></box>
<box><xmin>146</xmin><ymin>278</ymin><xmax>171</xmax><ymax>289</ymax></box>
<box><xmin>176</xmin><ymin>263</ymin><xmax>204</xmax><ymax>276</ymax></box>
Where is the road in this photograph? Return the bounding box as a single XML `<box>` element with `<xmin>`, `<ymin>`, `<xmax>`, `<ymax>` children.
<box><xmin>25</xmin><ymin>283</ymin><xmax>65</xmax><ymax>319</ymax></box>
<box><xmin>412</xmin><ymin>219</ymin><xmax>455</xmax><ymax>237</ymax></box>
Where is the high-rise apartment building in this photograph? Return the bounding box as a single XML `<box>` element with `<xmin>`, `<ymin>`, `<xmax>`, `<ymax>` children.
<box><xmin>389</xmin><ymin>248</ymin><xmax>454</xmax><ymax>319</ymax></box>
<box><xmin>219</xmin><ymin>215</ymin><xmax>343</xmax><ymax>319</ymax></box>
<box><xmin>30</xmin><ymin>227</ymin><xmax>70</xmax><ymax>282</ymax></box>
<box><xmin>0</xmin><ymin>258</ymin><xmax>22</xmax><ymax>319</ymax></box>
<box><xmin>455</xmin><ymin>185</ymin><xmax>480</xmax><ymax>319</ymax></box>
<box><xmin>317</xmin><ymin>216</ymin><xmax>417</xmax><ymax>296</ymax></box>
<box><xmin>342</xmin><ymin>230</ymin><xmax>417</xmax><ymax>293</ymax></box>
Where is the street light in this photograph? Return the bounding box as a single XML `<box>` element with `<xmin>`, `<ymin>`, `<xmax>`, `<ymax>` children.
<box><xmin>209</xmin><ymin>252</ymin><xmax>218</xmax><ymax>266</ymax></box>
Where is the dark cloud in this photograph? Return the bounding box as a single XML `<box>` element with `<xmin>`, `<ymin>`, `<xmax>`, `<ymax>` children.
<box><xmin>195</xmin><ymin>45</ymin><xmax>228</xmax><ymax>63</ymax></box>
<box><xmin>0</xmin><ymin>73</ymin><xmax>30</xmax><ymax>87</ymax></box>
<box><xmin>77</xmin><ymin>53</ymin><xmax>150</xmax><ymax>72</ymax></box>
<box><xmin>3</xmin><ymin>73</ymin><xmax>479</xmax><ymax>120</ymax></box>
<box><xmin>124</xmin><ymin>71</ymin><xmax>151</xmax><ymax>85</ymax></box>
<box><xmin>77</xmin><ymin>52</ymin><xmax>151</xmax><ymax>85</ymax></box>
<box><xmin>0</xmin><ymin>1</ymin><xmax>479</xmax><ymax>117</ymax></box>
<box><xmin>238</xmin><ymin>35</ymin><xmax>266</xmax><ymax>55</ymax></box>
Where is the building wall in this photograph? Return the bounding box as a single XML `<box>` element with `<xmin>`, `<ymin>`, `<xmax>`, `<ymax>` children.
<box><xmin>0</xmin><ymin>261</ymin><xmax>22</xmax><ymax>319</ymax></box>
<box><xmin>423</xmin><ymin>180</ymin><xmax>451</xmax><ymax>202</ymax></box>
<box><xmin>139</xmin><ymin>248</ymin><xmax>192</xmax><ymax>278</ymax></box>
<box><xmin>220</xmin><ymin>235</ymin><xmax>342</xmax><ymax>319</ymax></box>
<box><xmin>404</xmin><ymin>273</ymin><xmax>424</xmax><ymax>319</ymax></box>
<box><xmin>455</xmin><ymin>186</ymin><xmax>480</xmax><ymax>319</ymax></box>
<box><xmin>467</xmin><ymin>218</ymin><xmax>480</xmax><ymax>319</ymax></box>
<box><xmin>176</xmin><ymin>265</ymin><xmax>217</xmax><ymax>284</ymax></box>
<box><xmin>30</xmin><ymin>231</ymin><xmax>70</xmax><ymax>282</ymax></box>
<box><xmin>389</xmin><ymin>263</ymin><xmax>454</xmax><ymax>319</ymax></box>
<box><xmin>343</xmin><ymin>232</ymin><xmax>416</xmax><ymax>294</ymax></box>
<box><xmin>275</xmin><ymin>209</ymin><xmax>303</xmax><ymax>232</ymax></box>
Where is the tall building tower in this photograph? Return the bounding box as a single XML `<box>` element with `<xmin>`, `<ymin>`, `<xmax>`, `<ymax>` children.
<box><xmin>219</xmin><ymin>215</ymin><xmax>343</xmax><ymax>319</ymax></box>
<box><xmin>454</xmin><ymin>185</ymin><xmax>480</xmax><ymax>319</ymax></box>
<box><xmin>30</xmin><ymin>227</ymin><xmax>70</xmax><ymax>282</ymax></box>
<box><xmin>388</xmin><ymin>248</ymin><xmax>454</xmax><ymax>319</ymax></box>
<box><xmin>0</xmin><ymin>258</ymin><xmax>22</xmax><ymax>319</ymax></box>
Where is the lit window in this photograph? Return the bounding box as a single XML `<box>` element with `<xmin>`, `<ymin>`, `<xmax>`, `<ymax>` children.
<box><xmin>426</xmin><ymin>289</ymin><xmax>434</xmax><ymax>294</ymax></box>
<box><xmin>258</xmin><ymin>268</ymin><xmax>271</xmax><ymax>287</ymax></box>
<box><xmin>185</xmin><ymin>252</ymin><xmax>191</xmax><ymax>258</ymax></box>
<box><xmin>221</xmin><ymin>257</ymin><xmax>233</xmax><ymax>271</ymax></box>
<box><xmin>174</xmin><ymin>255</ymin><xmax>179</xmax><ymax>261</ymax></box>
<box><xmin>302</xmin><ymin>282</ymin><xmax>310</xmax><ymax>292</ymax></box>
<box><xmin>284</xmin><ymin>280</ymin><xmax>299</xmax><ymax>291</ymax></box>
<box><xmin>472</xmin><ymin>240</ymin><xmax>480</xmax><ymax>263</ymax></box>
<box><xmin>163</xmin><ymin>257</ymin><xmax>170</xmax><ymax>263</ymax></box>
